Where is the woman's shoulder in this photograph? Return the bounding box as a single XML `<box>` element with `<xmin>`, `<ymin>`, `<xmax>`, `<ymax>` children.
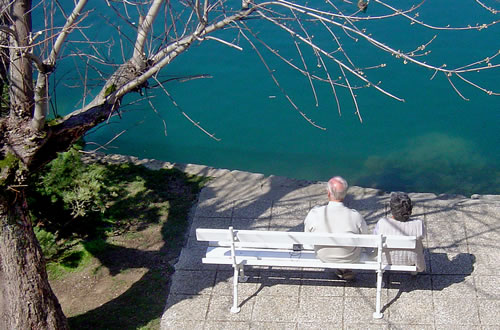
<box><xmin>408</xmin><ymin>217</ymin><xmax>424</xmax><ymax>224</ymax></box>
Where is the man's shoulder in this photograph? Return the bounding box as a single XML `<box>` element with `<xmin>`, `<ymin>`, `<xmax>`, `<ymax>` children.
<box><xmin>345</xmin><ymin>206</ymin><xmax>365</xmax><ymax>221</ymax></box>
<box><xmin>410</xmin><ymin>218</ymin><xmax>425</xmax><ymax>226</ymax></box>
<box><xmin>347</xmin><ymin>207</ymin><xmax>360</xmax><ymax>214</ymax></box>
<box><xmin>344</xmin><ymin>205</ymin><xmax>362</xmax><ymax>215</ymax></box>
<box><xmin>310</xmin><ymin>204</ymin><xmax>327</xmax><ymax>211</ymax></box>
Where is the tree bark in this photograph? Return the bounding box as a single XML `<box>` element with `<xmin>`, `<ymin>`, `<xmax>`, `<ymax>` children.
<box><xmin>0</xmin><ymin>191</ymin><xmax>68</xmax><ymax>329</ymax></box>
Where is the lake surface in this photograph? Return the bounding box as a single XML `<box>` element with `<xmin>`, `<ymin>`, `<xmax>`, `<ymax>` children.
<box><xmin>53</xmin><ymin>1</ymin><xmax>499</xmax><ymax>196</ymax></box>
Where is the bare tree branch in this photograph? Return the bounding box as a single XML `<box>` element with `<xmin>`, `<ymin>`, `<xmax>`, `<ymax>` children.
<box><xmin>31</xmin><ymin>0</ymin><xmax>88</xmax><ymax>131</ymax></box>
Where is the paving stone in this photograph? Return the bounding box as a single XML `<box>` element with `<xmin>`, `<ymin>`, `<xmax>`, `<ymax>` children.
<box><xmin>387</xmin><ymin>274</ymin><xmax>432</xmax><ymax>299</ymax></box>
<box><xmin>344</xmin><ymin>273</ymin><xmax>387</xmax><ymax>298</ymax></box>
<box><xmin>426</xmin><ymin>219</ymin><xmax>468</xmax><ymax>253</ymax></box>
<box><xmin>467</xmin><ymin>230</ymin><xmax>500</xmax><ymax>247</ymax></box>
<box><xmin>460</xmin><ymin>202</ymin><xmax>500</xmax><ymax>229</ymax></box>
<box><xmin>423</xmin><ymin>198</ymin><xmax>468</xmax><ymax>221</ymax></box>
<box><xmin>160</xmin><ymin>319</ymin><xmax>205</xmax><ymax>329</ymax></box>
<box><xmin>256</xmin><ymin>271</ymin><xmax>302</xmax><ymax>296</ymax></box>
<box><xmin>389</xmin><ymin>325</ymin><xmax>434</xmax><ymax>330</ymax></box>
<box><xmin>233</xmin><ymin>199</ymin><xmax>272</xmax><ymax>219</ymax></box>
<box><xmin>464</xmin><ymin>214</ymin><xmax>500</xmax><ymax>237</ymax></box>
<box><xmin>271</xmin><ymin>201</ymin><xmax>311</xmax><ymax>219</ymax></box>
<box><xmin>250</xmin><ymin>321</ymin><xmax>298</xmax><ymax>329</ymax></box>
<box><xmin>478</xmin><ymin>300</ymin><xmax>500</xmax><ymax>325</ymax></box>
<box><xmin>433</xmin><ymin>297</ymin><xmax>480</xmax><ymax>325</ymax></box>
<box><xmin>300</xmin><ymin>271</ymin><xmax>345</xmax><ymax>297</ymax></box>
<box><xmin>297</xmin><ymin>322</ymin><xmax>343</xmax><ymax>330</ymax></box>
<box><xmin>174</xmin><ymin>245</ymin><xmax>217</xmax><ymax>271</ymax></box>
<box><xmin>431</xmin><ymin>274</ymin><xmax>477</xmax><ymax>298</ymax></box>
<box><xmin>343</xmin><ymin>296</ymin><xmax>390</xmax><ymax>325</ymax></box>
<box><xmin>232</xmin><ymin>218</ymin><xmax>271</xmax><ymax>231</ymax></box>
<box><xmin>293</xmin><ymin>183</ymin><xmax>329</xmax><ymax>201</ymax></box>
<box><xmin>468</xmin><ymin>238</ymin><xmax>500</xmax><ymax>255</ymax></box>
<box><xmin>174</xmin><ymin>163</ymin><xmax>230</xmax><ymax>178</ymax></box>
<box><xmin>162</xmin><ymin>294</ymin><xmax>210</xmax><ymax>321</ymax></box>
<box><xmin>251</xmin><ymin>295</ymin><xmax>299</xmax><ymax>322</ymax></box>
<box><xmin>345</xmin><ymin>324</ymin><xmax>389</xmax><ymax>330</ymax></box>
<box><xmin>387</xmin><ymin>296</ymin><xmax>434</xmax><ymax>324</ymax></box>
<box><xmin>169</xmin><ymin>270</ymin><xmax>216</xmax><ymax>295</ymax></box>
<box><xmin>206</xmin><ymin>175</ymin><xmax>267</xmax><ymax>200</ymax></box>
<box><xmin>475</xmin><ymin>275</ymin><xmax>500</xmax><ymax>299</ymax></box>
<box><xmin>473</xmin><ymin>259</ymin><xmax>500</xmax><ymax>276</ymax></box>
<box><xmin>346</xmin><ymin>195</ymin><xmax>388</xmax><ymax>225</ymax></box>
<box><xmin>194</xmin><ymin>198</ymin><xmax>234</xmax><ymax>218</ymax></box>
<box><xmin>480</xmin><ymin>326</ymin><xmax>500</xmax><ymax>330</ymax></box>
<box><xmin>270</xmin><ymin>218</ymin><xmax>306</xmax><ymax>232</ymax></box>
<box><xmin>429</xmin><ymin>252</ymin><xmax>474</xmax><ymax>275</ymax></box>
<box><xmin>277</xmin><ymin>183</ymin><xmax>326</xmax><ymax>201</ymax></box>
<box><xmin>206</xmin><ymin>295</ymin><xmax>254</xmax><ymax>321</ymax></box>
<box><xmin>189</xmin><ymin>217</ymin><xmax>231</xmax><ymax>237</ymax></box>
<box><xmin>213</xmin><ymin>270</ymin><xmax>260</xmax><ymax>297</ymax></box>
<box><xmin>298</xmin><ymin>295</ymin><xmax>343</xmax><ymax>322</ymax></box>
<box><xmin>205</xmin><ymin>321</ymin><xmax>251</xmax><ymax>330</ymax></box>
<box><xmin>406</xmin><ymin>192</ymin><xmax>437</xmax><ymax>202</ymax></box>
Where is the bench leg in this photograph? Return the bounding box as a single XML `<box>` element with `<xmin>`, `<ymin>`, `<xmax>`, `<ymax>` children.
<box><xmin>230</xmin><ymin>266</ymin><xmax>241</xmax><ymax>313</ymax></box>
<box><xmin>373</xmin><ymin>269</ymin><xmax>384</xmax><ymax>319</ymax></box>
<box><xmin>238</xmin><ymin>264</ymin><xmax>249</xmax><ymax>283</ymax></box>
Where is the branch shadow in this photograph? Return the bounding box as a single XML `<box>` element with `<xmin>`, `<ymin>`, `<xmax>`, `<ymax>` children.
<box><xmin>66</xmin><ymin>163</ymin><xmax>206</xmax><ymax>329</ymax></box>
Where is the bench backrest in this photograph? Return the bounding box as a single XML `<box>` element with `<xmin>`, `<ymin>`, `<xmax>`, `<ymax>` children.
<box><xmin>196</xmin><ymin>228</ymin><xmax>416</xmax><ymax>250</ymax></box>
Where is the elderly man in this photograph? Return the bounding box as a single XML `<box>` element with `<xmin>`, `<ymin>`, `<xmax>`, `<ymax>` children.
<box><xmin>304</xmin><ymin>176</ymin><xmax>367</xmax><ymax>280</ymax></box>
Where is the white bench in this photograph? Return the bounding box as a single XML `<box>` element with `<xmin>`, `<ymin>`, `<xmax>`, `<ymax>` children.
<box><xmin>196</xmin><ymin>227</ymin><xmax>418</xmax><ymax>319</ymax></box>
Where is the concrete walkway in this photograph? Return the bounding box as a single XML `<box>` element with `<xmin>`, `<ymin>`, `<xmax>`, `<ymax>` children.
<box><xmin>93</xmin><ymin>155</ymin><xmax>499</xmax><ymax>329</ymax></box>
<box><xmin>155</xmin><ymin>162</ymin><xmax>500</xmax><ymax>329</ymax></box>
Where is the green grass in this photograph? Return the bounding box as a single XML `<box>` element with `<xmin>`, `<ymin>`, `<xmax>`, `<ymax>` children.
<box><xmin>46</xmin><ymin>243</ymin><xmax>99</xmax><ymax>280</ymax></box>
<box><xmin>31</xmin><ymin>155</ymin><xmax>209</xmax><ymax>329</ymax></box>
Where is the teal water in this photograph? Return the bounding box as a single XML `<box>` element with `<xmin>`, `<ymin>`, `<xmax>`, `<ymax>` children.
<box><xmin>50</xmin><ymin>1</ymin><xmax>499</xmax><ymax>196</ymax></box>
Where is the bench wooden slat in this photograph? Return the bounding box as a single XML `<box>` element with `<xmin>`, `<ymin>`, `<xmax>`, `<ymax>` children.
<box><xmin>196</xmin><ymin>228</ymin><xmax>416</xmax><ymax>249</ymax></box>
<box><xmin>202</xmin><ymin>257</ymin><xmax>416</xmax><ymax>272</ymax></box>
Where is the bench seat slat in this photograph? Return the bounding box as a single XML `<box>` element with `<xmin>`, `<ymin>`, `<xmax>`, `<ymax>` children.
<box><xmin>203</xmin><ymin>246</ymin><xmax>417</xmax><ymax>272</ymax></box>
<box><xmin>202</xmin><ymin>257</ymin><xmax>416</xmax><ymax>272</ymax></box>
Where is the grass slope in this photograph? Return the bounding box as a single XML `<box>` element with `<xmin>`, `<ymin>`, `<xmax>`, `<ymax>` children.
<box><xmin>42</xmin><ymin>161</ymin><xmax>208</xmax><ymax>329</ymax></box>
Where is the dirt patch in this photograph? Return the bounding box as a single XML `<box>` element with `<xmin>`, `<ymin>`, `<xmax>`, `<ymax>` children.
<box><xmin>50</xmin><ymin>222</ymin><xmax>179</xmax><ymax>329</ymax></box>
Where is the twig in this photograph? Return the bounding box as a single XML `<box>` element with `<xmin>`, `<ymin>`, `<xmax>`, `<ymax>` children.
<box><xmin>152</xmin><ymin>76</ymin><xmax>221</xmax><ymax>141</ymax></box>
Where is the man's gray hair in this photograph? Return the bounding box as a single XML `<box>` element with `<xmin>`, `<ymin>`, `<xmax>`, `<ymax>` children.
<box><xmin>327</xmin><ymin>176</ymin><xmax>348</xmax><ymax>200</ymax></box>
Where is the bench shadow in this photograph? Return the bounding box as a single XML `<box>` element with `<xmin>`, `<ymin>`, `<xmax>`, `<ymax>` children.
<box><xmin>382</xmin><ymin>251</ymin><xmax>476</xmax><ymax>313</ymax></box>
<box><xmin>230</xmin><ymin>251</ymin><xmax>476</xmax><ymax>313</ymax></box>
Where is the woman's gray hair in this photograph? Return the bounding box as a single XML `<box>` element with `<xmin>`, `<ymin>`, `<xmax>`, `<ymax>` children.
<box><xmin>390</xmin><ymin>192</ymin><xmax>413</xmax><ymax>222</ymax></box>
<box><xmin>327</xmin><ymin>176</ymin><xmax>348</xmax><ymax>200</ymax></box>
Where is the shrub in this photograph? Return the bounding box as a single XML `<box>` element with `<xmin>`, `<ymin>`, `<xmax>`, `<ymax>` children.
<box><xmin>28</xmin><ymin>146</ymin><xmax>113</xmax><ymax>234</ymax></box>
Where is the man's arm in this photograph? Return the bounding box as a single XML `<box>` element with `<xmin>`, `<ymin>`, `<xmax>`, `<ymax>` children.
<box><xmin>358</xmin><ymin>213</ymin><xmax>368</xmax><ymax>234</ymax></box>
<box><xmin>372</xmin><ymin>220</ymin><xmax>380</xmax><ymax>235</ymax></box>
<box><xmin>304</xmin><ymin>209</ymin><xmax>316</xmax><ymax>232</ymax></box>
<box><xmin>418</xmin><ymin>219</ymin><xmax>426</xmax><ymax>240</ymax></box>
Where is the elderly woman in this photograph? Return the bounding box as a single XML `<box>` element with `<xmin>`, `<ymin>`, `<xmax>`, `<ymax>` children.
<box><xmin>373</xmin><ymin>192</ymin><xmax>426</xmax><ymax>272</ymax></box>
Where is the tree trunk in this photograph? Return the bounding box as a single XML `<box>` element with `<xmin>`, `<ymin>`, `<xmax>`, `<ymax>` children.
<box><xmin>0</xmin><ymin>191</ymin><xmax>68</xmax><ymax>329</ymax></box>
